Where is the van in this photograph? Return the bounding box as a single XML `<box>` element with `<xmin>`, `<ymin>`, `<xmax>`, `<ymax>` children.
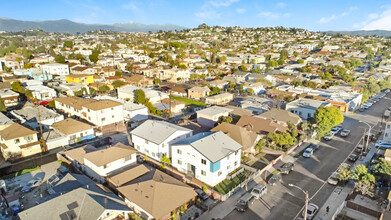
<box><xmin>251</xmin><ymin>184</ymin><xmax>267</xmax><ymax>199</ymax></box>
<box><xmin>235</xmin><ymin>193</ymin><xmax>255</xmax><ymax>212</ymax></box>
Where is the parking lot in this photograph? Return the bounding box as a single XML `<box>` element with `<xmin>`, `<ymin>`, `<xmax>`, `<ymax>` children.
<box><xmin>4</xmin><ymin>161</ymin><xmax>61</xmax><ymax>210</ymax></box>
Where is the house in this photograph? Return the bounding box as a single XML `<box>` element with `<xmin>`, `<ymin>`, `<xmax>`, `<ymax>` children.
<box><xmin>66</xmin><ymin>74</ymin><xmax>94</xmax><ymax>85</ymax></box>
<box><xmin>211</xmin><ymin>122</ymin><xmax>260</xmax><ymax>154</ymax></box>
<box><xmin>51</xmin><ymin>118</ymin><xmax>95</xmax><ymax>144</ymax></box>
<box><xmin>236</xmin><ymin>115</ymin><xmax>289</xmax><ymax>135</ymax></box>
<box><xmin>54</xmin><ymin>97</ymin><xmax>124</xmax><ymax>133</ymax></box>
<box><xmin>208</xmin><ymin>80</ymin><xmax>228</xmax><ymax>89</ymax></box>
<box><xmin>169</xmin><ymin>87</ymin><xmax>187</xmax><ymax>97</ymax></box>
<box><xmin>83</xmin><ymin>143</ymin><xmax>138</xmax><ymax>183</ymax></box>
<box><xmin>240</xmin><ymin>97</ymin><xmax>271</xmax><ymax>115</ymax></box>
<box><xmin>18</xmin><ymin>183</ymin><xmax>132</xmax><ymax>220</ymax></box>
<box><xmin>41</xmin><ymin>63</ymin><xmax>70</xmax><ymax>76</ymax></box>
<box><xmin>101</xmin><ymin>66</ymin><xmax>116</xmax><ymax>77</ymax></box>
<box><xmin>242</xmin><ymin>82</ymin><xmax>266</xmax><ymax>95</ymax></box>
<box><xmin>153</xmin><ymin>99</ymin><xmax>186</xmax><ymax>114</ymax></box>
<box><xmin>258</xmin><ymin>108</ymin><xmax>302</xmax><ymax>126</ymax></box>
<box><xmin>285</xmin><ymin>98</ymin><xmax>332</xmax><ymax>120</ymax></box>
<box><xmin>0</xmin><ymin>123</ymin><xmax>41</xmax><ymax>160</ymax></box>
<box><xmin>42</xmin><ymin>129</ymin><xmax>68</xmax><ymax>150</ymax></box>
<box><xmin>71</xmin><ymin>66</ymin><xmax>97</xmax><ymax>75</ymax></box>
<box><xmin>130</xmin><ymin>120</ymin><xmax>192</xmax><ymax>161</ymax></box>
<box><xmin>123</xmin><ymin>102</ymin><xmax>149</xmax><ymax>122</ymax></box>
<box><xmin>54</xmin><ymin>82</ymin><xmax>85</xmax><ymax>96</ymax></box>
<box><xmin>232</xmin><ymin>71</ymin><xmax>250</xmax><ymax>83</ymax></box>
<box><xmin>14</xmin><ymin>68</ymin><xmax>53</xmax><ymax>81</ymax></box>
<box><xmin>0</xmin><ymin>89</ymin><xmax>19</xmax><ymax>108</ymax></box>
<box><xmin>11</xmin><ymin>104</ymin><xmax>64</xmax><ymax>131</ymax></box>
<box><xmin>126</xmin><ymin>75</ymin><xmax>154</xmax><ymax>88</ymax></box>
<box><xmin>114</xmin><ymin>166</ymin><xmax>196</xmax><ymax>220</ymax></box>
<box><xmin>196</xmin><ymin>106</ymin><xmax>233</xmax><ymax>128</ymax></box>
<box><xmin>187</xmin><ymin>86</ymin><xmax>210</xmax><ymax>99</ymax></box>
<box><xmin>382</xmin><ymin>120</ymin><xmax>391</xmax><ymax>143</ymax></box>
<box><xmin>117</xmin><ymin>85</ymin><xmax>169</xmax><ymax>103</ymax></box>
<box><xmin>171</xmin><ymin>131</ymin><xmax>242</xmax><ymax>186</ymax></box>
<box><xmin>25</xmin><ymin>84</ymin><xmax>57</xmax><ymax>101</ymax></box>
<box><xmin>205</xmin><ymin>93</ymin><xmax>234</xmax><ymax>105</ymax></box>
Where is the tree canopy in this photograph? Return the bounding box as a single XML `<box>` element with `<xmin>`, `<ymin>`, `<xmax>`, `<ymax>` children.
<box><xmin>315</xmin><ymin>106</ymin><xmax>344</xmax><ymax>138</ymax></box>
<box><xmin>0</xmin><ymin>98</ymin><xmax>6</xmax><ymax>112</ymax></box>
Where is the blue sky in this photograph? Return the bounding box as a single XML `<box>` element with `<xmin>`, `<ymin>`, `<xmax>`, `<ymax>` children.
<box><xmin>2</xmin><ymin>0</ymin><xmax>391</xmax><ymax>31</ymax></box>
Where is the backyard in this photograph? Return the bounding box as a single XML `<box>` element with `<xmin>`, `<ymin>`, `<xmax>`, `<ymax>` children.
<box><xmin>170</xmin><ymin>96</ymin><xmax>206</xmax><ymax>107</ymax></box>
<box><xmin>213</xmin><ymin>170</ymin><xmax>252</xmax><ymax>195</ymax></box>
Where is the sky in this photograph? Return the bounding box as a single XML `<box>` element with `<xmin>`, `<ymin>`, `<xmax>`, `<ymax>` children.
<box><xmin>2</xmin><ymin>0</ymin><xmax>391</xmax><ymax>31</ymax></box>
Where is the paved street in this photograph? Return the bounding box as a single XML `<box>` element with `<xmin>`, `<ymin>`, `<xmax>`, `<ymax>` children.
<box><xmin>223</xmin><ymin>92</ymin><xmax>391</xmax><ymax>220</ymax></box>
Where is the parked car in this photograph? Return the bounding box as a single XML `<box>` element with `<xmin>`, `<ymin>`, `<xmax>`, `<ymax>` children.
<box><xmin>348</xmin><ymin>154</ymin><xmax>359</xmax><ymax>162</ymax></box>
<box><xmin>330</xmin><ymin>126</ymin><xmax>342</xmax><ymax>135</ymax></box>
<box><xmin>309</xmin><ymin>144</ymin><xmax>319</xmax><ymax>151</ymax></box>
<box><xmin>21</xmin><ymin>178</ymin><xmax>42</xmax><ymax>193</ymax></box>
<box><xmin>340</xmin><ymin>129</ymin><xmax>351</xmax><ymax>137</ymax></box>
<box><xmin>324</xmin><ymin>133</ymin><xmax>334</xmax><ymax>141</ymax></box>
<box><xmin>327</xmin><ymin>172</ymin><xmax>339</xmax><ymax>185</ymax></box>
<box><xmin>268</xmin><ymin>173</ymin><xmax>281</xmax><ymax>186</ymax></box>
<box><xmin>375</xmin><ymin>140</ymin><xmax>391</xmax><ymax>148</ymax></box>
<box><xmin>235</xmin><ymin>193</ymin><xmax>255</xmax><ymax>212</ymax></box>
<box><xmin>251</xmin><ymin>184</ymin><xmax>267</xmax><ymax>199</ymax></box>
<box><xmin>195</xmin><ymin>189</ymin><xmax>209</xmax><ymax>201</ymax></box>
<box><xmin>355</xmin><ymin>144</ymin><xmax>364</xmax><ymax>153</ymax></box>
<box><xmin>279</xmin><ymin>162</ymin><xmax>294</xmax><ymax>174</ymax></box>
<box><xmin>303</xmin><ymin>148</ymin><xmax>314</xmax><ymax>158</ymax></box>
<box><xmin>302</xmin><ymin>203</ymin><xmax>319</xmax><ymax>220</ymax></box>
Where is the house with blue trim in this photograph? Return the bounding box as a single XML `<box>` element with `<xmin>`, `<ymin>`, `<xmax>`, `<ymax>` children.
<box><xmin>171</xmin><ymin>131</ymin><xmax>242</xmax><ymax>187</ymax></box>
<box><xmin>14</xmin><ymin>68</ymin><xmax>53</xmax><ymax>81</ymax></box>
<box><xmin>51</xmin><ymin>118</ymin><xmax>96</xmax><ymax>145</ymax></box>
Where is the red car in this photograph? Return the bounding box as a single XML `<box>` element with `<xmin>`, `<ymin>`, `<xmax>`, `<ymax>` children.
<box><xmin>39</xmin><ymin>101</ymin><xmax>50</xmax><ymax>105</ymax></box>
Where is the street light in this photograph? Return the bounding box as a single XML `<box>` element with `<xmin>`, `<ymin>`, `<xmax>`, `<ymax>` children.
<box><xmin>289</xmin><ymin>183</ymin><xmax>309</xmax><ymax>220</ymax></box>
<box><xmin>360</xmin><ymin>121</ymin><xmax>372</xmax><ymax>153</ymax></box>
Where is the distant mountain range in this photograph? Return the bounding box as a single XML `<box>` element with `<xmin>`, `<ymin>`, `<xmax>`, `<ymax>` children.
<box><xmin>0</xmin><ymin>18</ymin><xmax>186</xmax><ymax>33</ymax></box>
<box><xmin>325</xmin><ymin>30</ymin><xmax>391</xmax><ymax>37</ymax></box>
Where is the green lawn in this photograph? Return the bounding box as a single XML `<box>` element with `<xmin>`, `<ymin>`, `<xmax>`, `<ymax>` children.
<box><xmin>2</xmin><ymin>165</ymin><xmax>41</xmax><ymax>179</ymax></box>
<box><xmin>170</xmin><ymin>96</ymin><xmax>205</xmax><ymax>107</ymax></box>
<box><xmin>214</xmin><ymin>171</ymin><xmax>248</xmax><ymax>195</ymax></box>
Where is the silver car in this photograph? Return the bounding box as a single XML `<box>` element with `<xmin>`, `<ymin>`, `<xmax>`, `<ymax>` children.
<box><xmin>340</xmin><ymin>129</ymin><xmax>350</xmax><ymax>137</ymax></box>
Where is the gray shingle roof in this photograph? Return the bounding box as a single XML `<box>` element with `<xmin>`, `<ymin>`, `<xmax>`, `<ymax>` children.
<box><xmin>173</xmin><ymin>131</ymin><xmax>242</xmax><ymax>163</ymax></box>
<box><xmin>130</xmin><ymin>120</ymin><xmax>191</xmax><ymax>144</ymax></box>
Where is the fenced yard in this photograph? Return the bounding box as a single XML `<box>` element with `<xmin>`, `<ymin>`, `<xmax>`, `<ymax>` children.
<box><xmin>213</xmin><ymin>169</ymin><xmax>252</xmax><ymax>195</ymax></box>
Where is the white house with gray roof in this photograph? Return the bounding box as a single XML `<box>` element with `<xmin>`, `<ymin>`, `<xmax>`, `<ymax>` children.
<box><xmin>285</xmin><ymin>98</ymin><xmax>332</xmax><ymax>120</ymax></box>
<box><xmin>130</xmin><ymin>120</ymin><xmax>192</xmax><ymax>161</ymax></box>
<box><xmin>171</xmin><ymin>131</ymin><xmax>242</xmax><ymax>186</ymax></box>
<box><xmin>196</xmin><ymin>106</ymin><xmax>233</xmax><ymax>127</ymax></box>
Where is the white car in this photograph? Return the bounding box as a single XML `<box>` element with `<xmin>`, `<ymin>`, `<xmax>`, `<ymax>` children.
<box><xmin>327</xmin><ymin>172</ymin><xmax>339</xmax><ymax>185</ymax></box>
<box><xmin>340</xmin><ymin>129</ymin><xmax>350</xmax><ymax>137</ymax></box>
<box><xmin>324</xmin><ymin>133</ymin><xmax>334</xmax><ymax>141</ymax></box>
<box><xmin>330</xmin><ymin>126</ymin><xmax>342</xmax><ymax>135</ymax></box>
<box><xmin>302</xmin><ymin>148</ymin><xmax>314</xmax><ymax>158</ymax></box>
<box><xmin>303</xmin><ymin>203</ymin><xmax>319</xmax><ymax>220</ymax></box>
<box><xmin>251</xmin><ymin>184</ymin><xmax>267</xmax><ymax>199</ymax></box>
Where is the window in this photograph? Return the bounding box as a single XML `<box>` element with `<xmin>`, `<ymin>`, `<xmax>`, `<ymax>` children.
<box><xmin>227</xmin><ymin>155</ymin><xmax>230</xmax><ymax>160</ymax></box>
<box><xmin>14</xmin><ymin>139</ymin><xmax>20</xmax><ymax>144</ymax></box>
<box><xmin>124</xmin><ymin>156</ymin><xmax>131</xmax><ymax>161</ymax></box>
<box><xmin>162</xmin><ymin>143</ymin><xmax>165</xmax><ymax>148</ymax></box>
<box><xmin>386</xmin><ymin>133</ymin><xmax>389</xmax><ymax>137</ymax></box>
<box><xmin>111</xmin><ymin>107</ymin><xmax>114</xmax><ymax>110</ymax></box>
<box><xmin>201</xmin><ymin>159</ymin><xmax>206</xmax><ymax>165</ymax></box>
<box><xmin>218</xmin><ymin>171</ymin><xmax>222</xmax><ymax>176</ymax></box>
<box><xmin>145</xmin><ymin>140</ymin><xmax>149</xmax><ymax>144</ymax></box>
<box><xmin>152</xmin><ymin>152</ymin><xmax>156</xmax><ymax>157</ymax></box>
<box><xmin>235</xmin><ymin>151</ymin><xmax>238</xmax><ymax>156</ymax></box>
<box><xmin>235</xmin><ymin>161</ymin><xmax>238</xmax><ymax>166</ymax></box>
<box><xmin>201</xmin><ymin>170</ymin><xmax>206</xmax><ymax>176</ymax></box>
<box><xmin>178</xmin><ymin>160</ymin><xmax>182</xmax><ymax>165</ymax></box>
<box><xmin>307</xmin><ymin>113</ymin><xmax>311</xmax><ymax>118</ymax></box>
<box><xmin>177</xmin><ymin>149</ymin><xmax>182</xmax><ymax>155</ymax></box>
<box><xmin>388</xmin><ymin>125</ymin><xmax>391</xmax><ymax>129</ymax></box>
<box><xmin>186</xmin><ymin>133</ymin><xmax>191</xmax><ymax>138</ymax></box>
<box><xmin>227</xmin><ymin>165</ymin><xmax>231</xmax><ymax>170</ymax></box>
<box><xmin>137</xmin><ymin>145</ymin><xmax>140</xmax><ymax>150</ymax></box>
<box><xmin>112</xmin><ymin>115</ymin><xmax>114</xmax><ymax>118</ymax></box>
<box><xmin>101</xmin><ymin>117</ymin><xmax>106</xmax><ymax>122</ymax></box>
<box><xmin>145</xmin><ymin>149</ymin><xmax>150</xmax><ymax>154</ymax></box>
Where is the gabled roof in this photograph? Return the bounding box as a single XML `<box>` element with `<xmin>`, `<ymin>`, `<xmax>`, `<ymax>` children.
<box><xmin>52</xmin><ymin>118</ymin><xmax>94</xmax><ymax>135</ymax></box>
<box><xmin>173</xmin><ymin>131</ymin><xmax>242</xmax><ymax>163</ymax></box>
<box><xmin>84</xmin><ymin>143</ymin><xmax>137</xmax><ymax>167</ymax></box>
<box><xmin>117</xmin><ymin>168</ymin><xmax>196</xmax><ymax>220</ymax></box>
<box><xmin>236</xmin><ymin>115</ymin><xmax>288</xmax><ymax>134</ymax></box>
<box><xmin>211</xmin><ymin>122</ymin><xmax>258</xmax><ymax>151</ymax></box>
<box><xmin>64</xmin><ymin>144</ymin><xmax>97</xmax><ymax>165</ymax></box>
<box><xmin>130</xmin><ymin>120</ymin><xmax>191</xmax><ymax>144</ymax></box>
<box><xmin>107</xmin><ymin>164</ymin><xmax>150</xmax><ymax>187</ymax></box>
<box><xmin>19</xmin><ymin>184</ymin><xmax>131</xmax><ymax>220</ymax></box>
<box><xmin>0</xmin><ymin>123</ymin><xmax>37</xmax><ymax>140</ymax></box>
<box><xmin>259</xmin><ymin>108</ymin><xmax>302</xmax><ymax>125</ymax></box>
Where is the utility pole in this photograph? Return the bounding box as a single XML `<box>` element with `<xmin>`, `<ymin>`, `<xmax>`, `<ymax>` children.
<box><xmin>37</xmin><ymin>103</ymin><xmax>46</xmax><ymax>153</ymax></box>
<box><xmin>289</xmin><ymin>183</ymin><xmax>308</xmax><ymax>220</ymax></box>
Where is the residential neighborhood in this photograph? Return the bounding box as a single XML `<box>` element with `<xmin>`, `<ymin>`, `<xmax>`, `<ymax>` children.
<box><xmin>0</xmin><ymin>7</ymin><xmax>391</xmax><ymax>220</ymax></box>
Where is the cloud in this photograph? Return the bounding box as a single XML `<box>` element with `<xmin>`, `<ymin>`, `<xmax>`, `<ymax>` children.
<box><xmin>195</xmin><ymin>10</ymin><xmax>221</xmax><ymax>20</ymax></box>
<box><xmin>236</xmin><ymin>8</ymin><xmax>246</xmax><ymax>13</ymax></box>
<box><xmin>362</xmin><ymin>9</ymin><xmax>391</xmax><ymax>30</ymax></box>
<box><xmin>277</xmin><ymin>2</ymin><xmax>286</xmax><ymax>8</ymax></box>
<box><xmin>122</xmin><ymin>1</ymin><xmax>141</xmax><ymax>12</ymax></box>
<box><xmin>258</xmin><ymin>11</ymin><xmax>290</xmax><ymax>19</ymax></box>
<box><xmin>210</xmin><ymin>0</ymin><xmax>239</xmax><ymax>8</ymax></box>
<box><xmin>319</xmin><ymin>6</ymin><xmax>357</xmax><ymax>23</ymax></box>
<box><xmin>319</xmin><ymin>15</ymin><xmax>337</xmax><ymax>23</ymax></box>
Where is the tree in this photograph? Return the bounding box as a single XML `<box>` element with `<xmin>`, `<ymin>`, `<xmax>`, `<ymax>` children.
<box><xmin>0</xmin><ymin>98</ymin><xmax>6</xmax><ymax>112</ymax></box>
<box><xmin>280</xmin><ymin>49</ymin><xmax>289</xmax><ymax>60</ymax></box>
<box><xmin>113</xmin><ymin>80</ymin><xmax>126</xmax><ymax>88</ymax></box>
<box><xmin>209</xmin><ymin>87</ymin><xmax>221</xmax><ymax>95</ymax></box>
<box><xmin>134</xmin><ymin>89</ymin><xmax>146</xmax><ymax>104</ymax></box>
<box><xmin>278</xmin><ymin>59</ymin><xmax>285</xmax><ymax>65</ymax></box>
<box><xmin>373</xmin><ymin>158</ymin><xmax>391</xmax><ymax>176</ymax></box>
<box><xmin>63</xmin><ymin>40</ymin><xmax>73</xmax><ymax>48</ymax></box>
<box><xmin>11</xmin><ymin>81</ymin><xmax>25</xmax><ymax>94</ymax></box>
<box><xmin>351</xmin><ymin>164</ymin><xmax>376</xmax><ymax>195</ymax></box>
<box><xmin>160</xmin><ymin>155</ymin><xmax>171</xmax><ymax>168</ymax></box>
<box><xmin>297</xmin><ymin>59</ymin><xmax>304</xmax><ymax>64</ymax></box>
<box><xmin>287</xmin><ymin>121</ymin><xmax>298</xmax><ymax>138</ymax></box>
<box><xmin>153</xmin><ymin>78</ymin><xmax>160</xmax><ymax>85</ymax></box>
<box><xmin>55</xmin><ymin>54</ymin><xmax>66</xmax><ymax>64</ymax></box>
<box><xmin>48</xmin><ymin>100</ymin><xmax>56</xmax><ymax>108</ymax></box>
<box><xmin>23</xmin><ymin>63</ymin><xmax>33</xmax><ymax>69</ymax></box>
<box><xmin>98</xmin><ymin>86</ymin><xmax>110</xmax><ymax>93</ymax></box>
<box><xmin>267</xmin><ymin>60</ymin><xmax>278</xmax><ymax>67</ymax></box>
<box><xmin>255</xmin><ymin>139</ymin><xmax>266</xmax><ymax>152</ymax></box>
<box><xmin>89</xmin><ymin>53</ymin><xmax>99</xmax><ymax>64</ymax></box>
<box><xmin>337</xmin><ymin>164</ymin><xmax>351</xmax><ymax>183</ymax></box>
<box><xmin>247</xmin><ymin>88</ymin><xmax>254</xmax><ymax>95</ymax></box>
<box><xmin>315</xmin><ymin>106</ymin><xmax>344</xmax><ymax>138</ymax></box>
<box><xmin>115</xmin><ymin>71</ymin><xmax>122</xmax><ymax>77</ymax></box>
<box><xmin>218</xmin><ymin>116</ymin><xmax>233</xmax><ymax>124</ymax></box>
